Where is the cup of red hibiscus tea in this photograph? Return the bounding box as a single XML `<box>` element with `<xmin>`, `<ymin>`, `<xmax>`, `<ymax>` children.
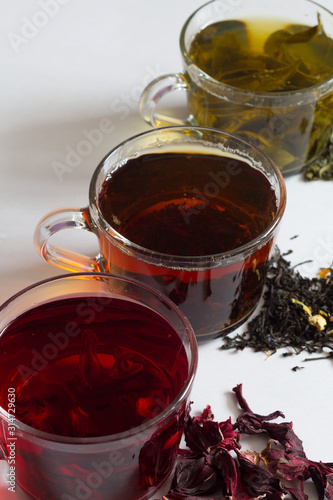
<box><xmin>0</xmin><ymin>272</ymin><xmax>197</xmax><ymax>500</ymax></box>
<box><xmin>139</xmin><ymin>0</ymin><xmax>333</xmax><ymax>176</ymax></box>
<box><xmin>34</xmin><ymin>126</ymin><xmax>286</xmax><ymax>339</ymax></box>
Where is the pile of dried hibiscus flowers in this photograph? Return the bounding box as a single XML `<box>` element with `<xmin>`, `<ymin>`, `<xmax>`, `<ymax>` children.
<box><xmin>160</xmin><ymin>384</ymin><xmax>333</xmax><ymax>500</ymax></box>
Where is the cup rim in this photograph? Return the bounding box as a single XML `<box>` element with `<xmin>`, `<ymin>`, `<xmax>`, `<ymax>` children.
<box><xmin>179</xmin><ymin>0</ymin><xmax>333</xmax><ymax>101</ymax></box>
<box><xmin>89</xmin><ymin>125</ymin><xmax>286</xmax><ymax>271</ymax></box>
<box><xmin>0</xmin><ymin>272</ymin><xmax>198</xmax><ymax>446</ymax></box>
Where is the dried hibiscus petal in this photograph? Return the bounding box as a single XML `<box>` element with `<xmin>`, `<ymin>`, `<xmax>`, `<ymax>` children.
<box><xmin>210</xmin><ymin>447</ymin><xmax>240</xmax><ymax>498</ymax></box>
<box><xmin>194</xmin><ymin>405</ymin><xmax>215</xmax><ymax>423</ymax></box>
<box><xmin>325</xmin><ymin>474</ymin><xmax>333</xmax><ymax>500</ymax></box>
<box><xmin>233</xmin><ymin>383</ymin><xmax>286</xmax><ymax>425</ymax></box>
<box><xmin>260</xmin><ymin>421</ymin><xmax>306</xmax><ymax>457</ymax></box>
<box><xmin>168</xmin><ymin>455</ymin><xmax>221</xmax><ymax>496</ymax></box>
<box><xmin>309</xmin><ymin>464</ymin><xmax>333</xmax><ymax>500</ymax></box>
<box><xmin>236</xmin><ymin>449</ymin><xmax>286</xmax><ymax>499</ymax></box>
<box><xmin>261</xmin><ymin>439</ymin><xmax>309</xmax><ymax>481</ymax></box>
<box><xmin>233</xmin><ymin>384</ymin><xmax>306</xmax><ymax>458</ymax></box>
<box><xmin>184</xmin><ymin>409</ymin><xmax>239</xmax><ymax>455</ymax></box>
<box><xmin>282</xmin><ymin>486</ymin><xmax>308</xmax><ymax>500</ymax></box>
<box><xmin>162</xmin><ymin>494</ymin><xmax>221</xmax><ymax>500</ymax></box>
<box><xmin>159</xmin><ymin>384</ymin><xmax>333</xmax><ymax>500</ymax></box>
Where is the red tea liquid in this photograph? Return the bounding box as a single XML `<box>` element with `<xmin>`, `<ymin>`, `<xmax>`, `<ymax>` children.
<box><xmin>98</xmin><ymin>152</ymin><xmax>278</xmax><ymax>337</ymax></box>
<box><xmin>0</xmin><ymin>296</ymin><xmax>188</xmax><ymax>499</ymax></box>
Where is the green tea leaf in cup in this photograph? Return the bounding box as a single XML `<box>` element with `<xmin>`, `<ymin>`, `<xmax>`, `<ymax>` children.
<box><xmin>187</xmin><ymin>15</ymin><xmax>333</xmax><ymax>174</ymax></box>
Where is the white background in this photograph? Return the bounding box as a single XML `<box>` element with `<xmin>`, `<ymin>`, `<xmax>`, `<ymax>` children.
<box><xmin>0</xmin><ymin>0</ymin><xmax>333</xmax><ymax>498</ymax></box>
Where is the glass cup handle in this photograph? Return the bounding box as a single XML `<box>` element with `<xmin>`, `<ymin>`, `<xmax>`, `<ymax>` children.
<box><xmin>139</xmin><ymin>73</ymin><xmax>191</xmax><ymax>127</ymax></box>
<box><xmin>33</xmin><ymin>207</ymin><xmax>100</xmax><ymax>272</ymax></box>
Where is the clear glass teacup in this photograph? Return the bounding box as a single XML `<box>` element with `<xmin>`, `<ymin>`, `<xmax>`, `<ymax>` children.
<box><xmin>139</xmin><ymin>0</ymin><xmax>333</xmax><ymax>176</ymax></box>
<box><xmin>34</xmin><ymin>126</ymin><xmax>286</xmax><ymax>339</ymax></box>
<box><xmin>0</xmin><ymin>272</ymin><xmax>197</xmax><ymax>500</ymax></box>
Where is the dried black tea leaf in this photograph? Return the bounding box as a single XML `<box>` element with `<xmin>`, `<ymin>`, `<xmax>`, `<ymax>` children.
<box><xmin>220</xmin><ymin>247</ymin><xmax>333</xmax><ymax>357</ymax></box>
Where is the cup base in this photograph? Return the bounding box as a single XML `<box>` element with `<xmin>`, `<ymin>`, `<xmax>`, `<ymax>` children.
<box><xmin>196</xmin><ymin>304</ymin><xmax>259</xmax><ymax>343</ymax></box>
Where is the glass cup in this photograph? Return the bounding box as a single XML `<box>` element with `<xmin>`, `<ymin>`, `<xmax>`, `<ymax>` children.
<box><xmin>139</xmin><ymin>0</ymin><xmax>333</xmax><ymax>176</ymax></box>
<box><xmin>34</xmin><ymin>126</ymin><xmax>286</xmax><ymax>339</ymax></box>
<box><xmin>0</xmin><ymin>272</ymin><xmax>197</xmax><ymax>500</ymax></box>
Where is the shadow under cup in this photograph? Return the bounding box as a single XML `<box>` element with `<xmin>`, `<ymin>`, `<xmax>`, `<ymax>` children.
<box><xmin>0</xmin><ymin>273</ymin><xmax>197</xmax><ymax>500</ymax></box>
<box><xmin>34</xmin><ymin>126</ymin><xmax>286</xmax><ymax>339</ymax></box>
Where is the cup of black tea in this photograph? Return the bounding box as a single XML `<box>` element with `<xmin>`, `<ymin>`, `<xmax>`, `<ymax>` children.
<box><xmin>34</xmin><ymin>126</ymin><xmax>286</xmax><ymax>339</ymax></box>
<box><xmin>0</xmin><ymin>272</ymin><xmax>197</xmax><ymax>500</ymax></box>
<box><xmin>139</xmin><ymin>0</ymin><xmax>333</xmax><ymax>176</ymax></box>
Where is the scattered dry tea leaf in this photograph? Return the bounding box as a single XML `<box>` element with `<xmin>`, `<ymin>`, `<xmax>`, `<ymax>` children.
<box><xmin>220</xmin><ymin>248</ymin><xmax>333</xmax><ymax>356</ymax></box>
<box><xmin>290</xmin><ymin>298</ymin><xmax>312</xmax><ymax>316</ymax></box>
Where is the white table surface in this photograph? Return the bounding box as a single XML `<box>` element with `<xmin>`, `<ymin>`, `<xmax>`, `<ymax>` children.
<box><xmin>1</xmin><ymin>1</ymin><xmax>333</xmax><ymax>498</ymax></box>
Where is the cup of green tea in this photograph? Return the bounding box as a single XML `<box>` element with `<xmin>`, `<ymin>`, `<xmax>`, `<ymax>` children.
<box><xmin>34</xmin><ymin>126</ymin><xmax>286</xmax><ymax>339</ymax></box>
<box><xmin>139</xmin><ymin>0</ymin><xmax>333</xmax><ymax>176</ymax></box>
<box><xmin>0</xmin><ymin>272</ymin><xmax>197</xmax><ymax>500</ymax></box>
